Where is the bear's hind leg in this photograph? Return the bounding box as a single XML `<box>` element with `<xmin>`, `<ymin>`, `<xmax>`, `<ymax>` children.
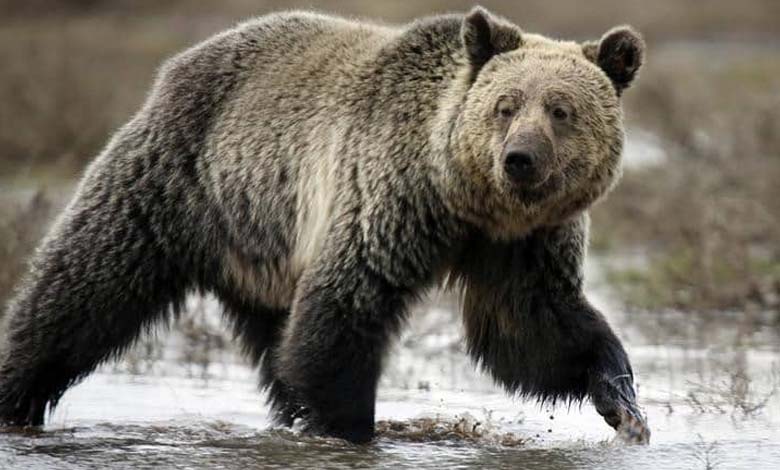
<box><xmin>0</xmin><ymin>185</ymin><xmax>191</xmax><ymax>427</ymax></box>
<box><xmin>221</xmin><ymin>298</ymin><xmax>303</xmax><ymax>427</ymax></box>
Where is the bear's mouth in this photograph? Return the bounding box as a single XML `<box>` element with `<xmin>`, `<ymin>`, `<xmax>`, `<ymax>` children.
<box><xmin>510</xmin><ymin>173</ymin><xmax>561</xmax><ymax>203</ymax></box>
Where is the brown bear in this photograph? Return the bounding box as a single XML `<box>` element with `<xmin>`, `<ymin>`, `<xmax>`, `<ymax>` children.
<box><xmin>0</xmin><ymin>7</ymin><xmax>648</xmax><ymax>444</ymax></box>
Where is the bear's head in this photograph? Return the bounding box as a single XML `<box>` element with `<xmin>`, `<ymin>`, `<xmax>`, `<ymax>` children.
<box><xmin>438</xmin><ymin>7</ymin><xmax>644</xmax><ymax>240</ymax></box>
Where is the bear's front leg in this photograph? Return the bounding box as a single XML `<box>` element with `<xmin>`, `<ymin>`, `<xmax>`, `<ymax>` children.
<box><xmin>275</xmin><ymin>255</ymin><xmax>410</xmax><ymax>443</ymax></box>
<box><xmin>585</xmin><ymin>315</ymin><xmax>650</xmax><ymax>444</ymax></box>
<box><xmin>453</xmin><ymin>214</ymin><xmax>650</xmax><ymax>443</ymax></box>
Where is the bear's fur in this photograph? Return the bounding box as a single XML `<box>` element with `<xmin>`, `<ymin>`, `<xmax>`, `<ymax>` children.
<box><xmin>0</xmin><ymin>7</ymin><xmax>647</xmax><ymax>443</ymax></box>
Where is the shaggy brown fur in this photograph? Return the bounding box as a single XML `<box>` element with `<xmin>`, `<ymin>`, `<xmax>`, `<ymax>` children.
<box><xmin>0</xmin><ymin>7</ymin><xmax>647</xmax><ymax>444</ymax></box>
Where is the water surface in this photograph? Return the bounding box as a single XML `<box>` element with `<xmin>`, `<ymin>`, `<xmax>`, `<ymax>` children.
<box><xmin>1</xmin><ymin>278</ymin><xmax>778</xmax><ymax>470</ymax></box>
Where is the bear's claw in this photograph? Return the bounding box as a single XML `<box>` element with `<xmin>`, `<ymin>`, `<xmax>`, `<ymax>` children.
<box><xmin>590</xmin><ymin>373</ymin><xmax>650</xmax><ymax>445</ymax></box>
<box><xmin>615</xmin><ymin>407</ymin><xmax>651</xmax><ymax>445</ymax></box>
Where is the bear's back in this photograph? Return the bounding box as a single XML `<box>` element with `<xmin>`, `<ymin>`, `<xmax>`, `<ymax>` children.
<box><xmin>230</xmin><ymin>12</ymin><xmax>398</xmax><ymax>96</ymax></box>
<box><xmin>142</xmin><ymin>11</ymin><xmax>462</xmax><ymax>310</ymax></box>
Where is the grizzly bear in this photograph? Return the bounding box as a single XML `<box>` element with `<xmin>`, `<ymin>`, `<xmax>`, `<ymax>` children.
<box><xmin>0</xmin><ymin>7</ymin><xmax>648</xmax><ymax>444</ymax></box>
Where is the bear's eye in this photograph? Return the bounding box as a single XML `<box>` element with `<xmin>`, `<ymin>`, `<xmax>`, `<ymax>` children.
<box><xmin>552</xmin><ymin>107</ymin><xmax>569</xmax><ymax>121</ymax></box>
<box><xmin>497</xmin><ymin>103</ymin><xmax>514</xmax><ymax>118</ymax></box>
<box><xmin>495</xmin><ymin>97</ymin><xmax>517</xmax><ymax>119</ymax></box>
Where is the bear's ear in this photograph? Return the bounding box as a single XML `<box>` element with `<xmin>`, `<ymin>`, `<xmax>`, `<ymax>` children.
<box><xmin>582</xmin><ymin>26</ymin><xmax>645</xmax><ymax>95</ymax></box>
<box><xmin>461</xmin><ymin>6</ymin><xmax>523</xmax><ymax>72</ymax></box>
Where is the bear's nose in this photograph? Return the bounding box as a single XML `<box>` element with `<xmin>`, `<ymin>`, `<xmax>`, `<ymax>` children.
<box><xmin>504</xmin><ymin>150</ymin><xmax>537</xmax><ymax>182</ymax></box>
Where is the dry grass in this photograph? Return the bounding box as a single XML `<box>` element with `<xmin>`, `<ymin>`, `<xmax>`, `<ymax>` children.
<box><xmin>692</xmin><ymin>435</ymin><xmax>722</xmax><ymax>470</ymax></box>
<box><xmin>684</xmin><ymin>363</ymin><xmax>779</xmax><ymax>417</ymax></box>
<box><xmin>0</xmin><ymin>191</ymin><xmax>58</xmax><ymax>309</ymax></box>
<box><xmin>116</xmin><ymin>297</ymin><xmax>230</xmax><ymax>378</ymax></box>
<box><xmin>596</xmin><ymin>157</ymin><xmax>780</xmax><ymax>312</ymax></box>
<box><xmin>178</xmin><ymin>298</ymin><xmax>228</xmax><ymax>380</ymax></box>
<box><xmin>591</xmin><ymin>43</ymin><xmax>780</xmax><ymax>313</ymax></box>
<box><xmin>0</xmin><ymin>16</ymin><xmax>201</xmax><ymax>178</ymax></box>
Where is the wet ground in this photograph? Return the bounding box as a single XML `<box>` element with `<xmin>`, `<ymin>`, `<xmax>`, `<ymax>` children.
<box><xmin>1</xmin><ymin>267</ymin><xmax>778</xmax><ymax>470</ymax></box>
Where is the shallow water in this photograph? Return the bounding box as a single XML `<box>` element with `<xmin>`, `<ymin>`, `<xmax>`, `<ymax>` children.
<box><xmin>1</xmin><ymin>271</ymin><xmax>779</xmax><ymax>470</ymax></box>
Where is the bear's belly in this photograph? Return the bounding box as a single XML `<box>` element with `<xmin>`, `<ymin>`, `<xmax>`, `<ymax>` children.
<box><xmin>222</xmin><ymin>248</ymin><xmax>301</xmax><ymax>310</ymax></box>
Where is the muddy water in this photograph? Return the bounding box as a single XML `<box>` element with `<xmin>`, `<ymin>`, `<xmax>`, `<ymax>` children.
<box><xmin>1</xmin><ymin>269</ymin><xmax>778</xmax><ymax>470</ymax></box>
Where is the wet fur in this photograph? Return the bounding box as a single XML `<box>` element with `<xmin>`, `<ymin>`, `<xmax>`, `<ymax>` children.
<box><xmin>451</xmin><ymin>215</ymin><xmax>635</xmax><ymax>405</ymax></box>
<box><xmin>0</xmin><ymin>9</ymin><xmax>645</xmax><ymax>443</ymax></box>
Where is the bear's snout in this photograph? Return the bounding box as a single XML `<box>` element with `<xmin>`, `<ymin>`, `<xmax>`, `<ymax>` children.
<box><xmin>502</xmin><ymin>131</ymin><xmax>553</xmax><ymax>187</ymax></box>
<box><xmin>504</xmin><ymin>149</ymin><xmax>537</xmax><ymax>183</ymax></box>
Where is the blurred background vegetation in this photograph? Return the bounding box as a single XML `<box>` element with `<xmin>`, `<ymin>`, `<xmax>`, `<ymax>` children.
<box><xmin>1</xmin><ymin>0</ymin><xmax>778</xmax><ymax>317</ymax></box>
